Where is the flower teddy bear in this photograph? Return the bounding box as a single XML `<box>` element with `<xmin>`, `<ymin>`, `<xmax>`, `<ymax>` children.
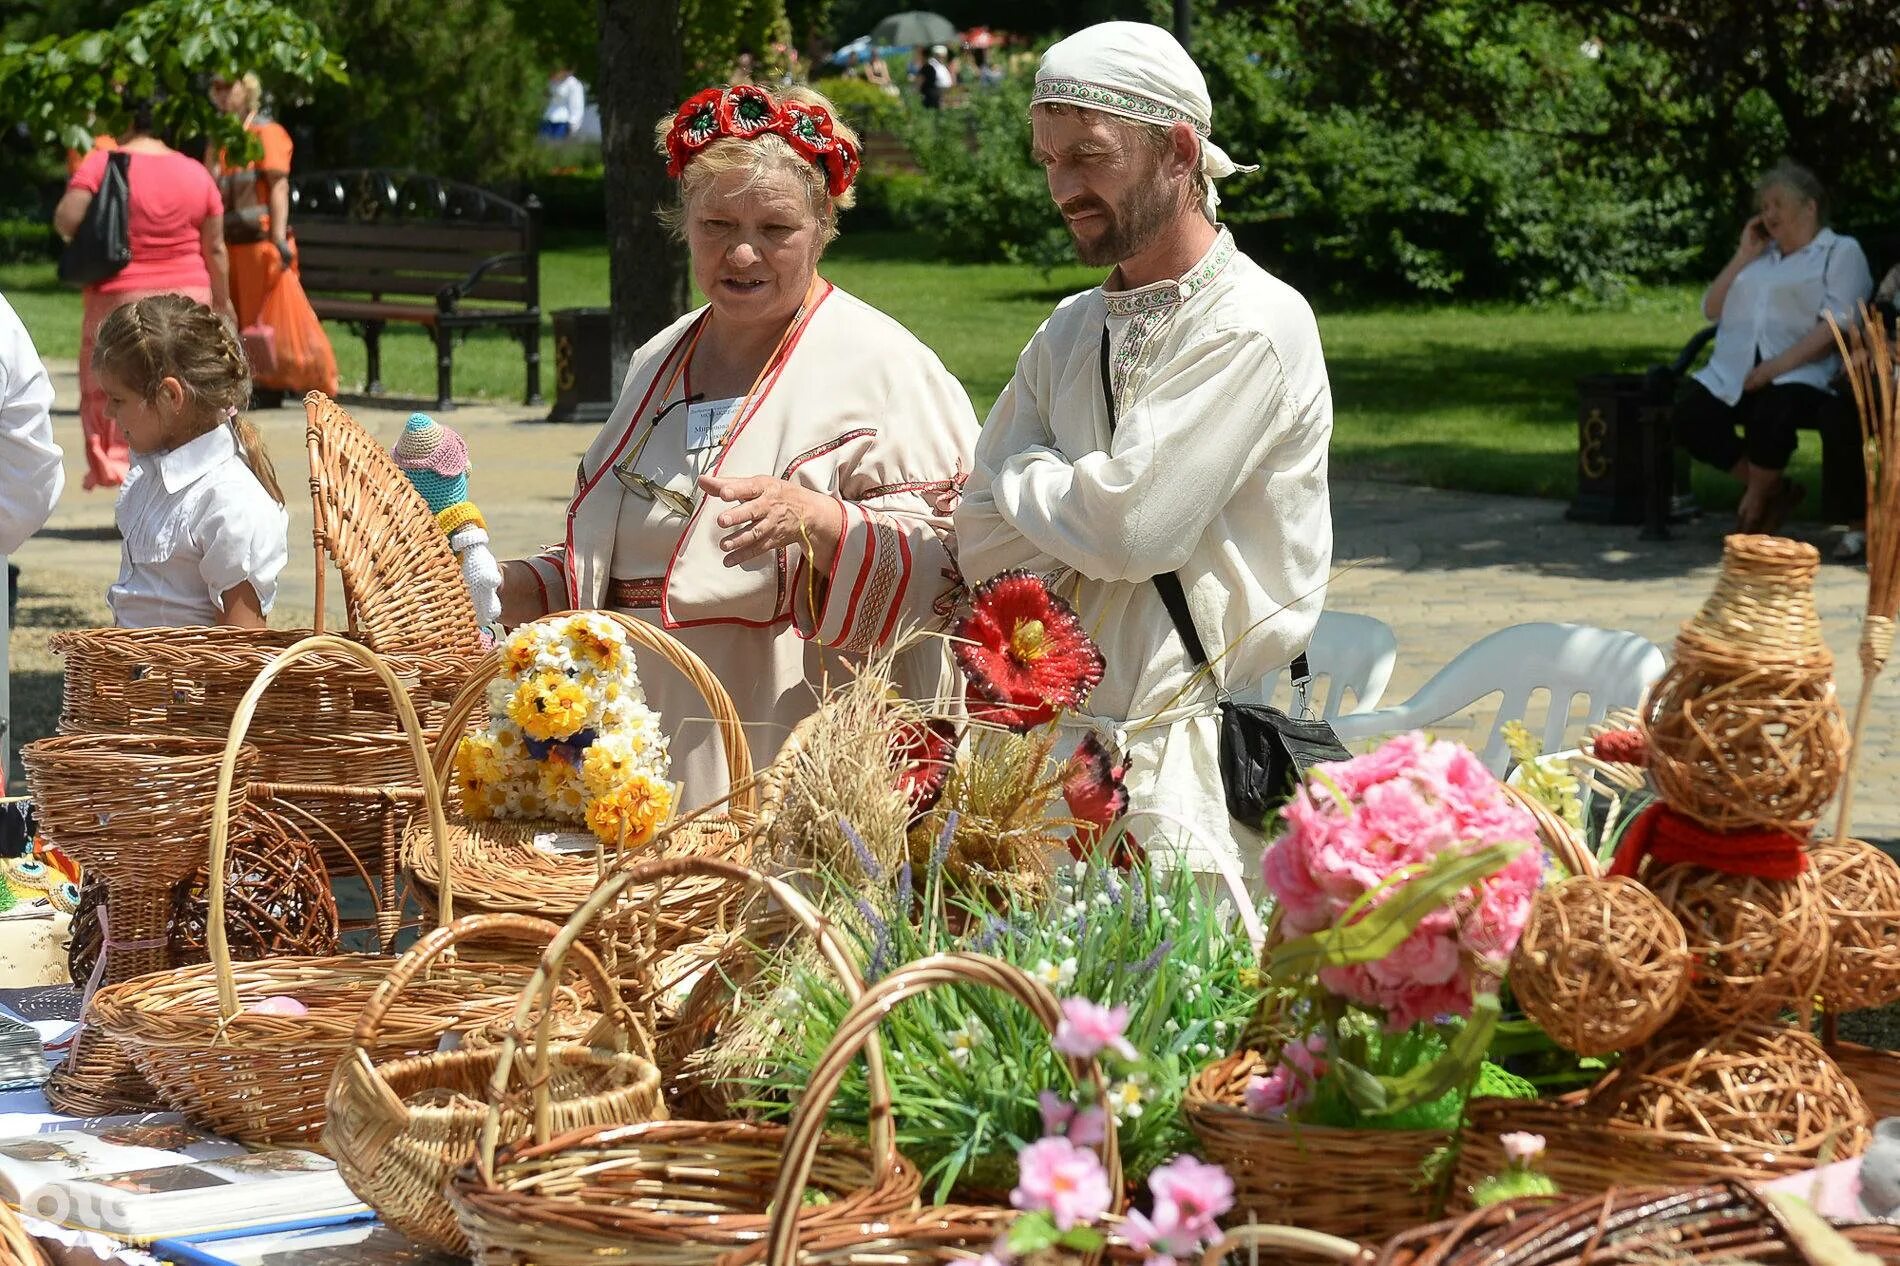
<box><xmin>390</xmin><ymin>413</ymin><xmax>502</xmax><ymax>628</ymax></box>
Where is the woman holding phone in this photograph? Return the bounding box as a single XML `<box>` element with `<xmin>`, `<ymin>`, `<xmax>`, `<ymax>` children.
<box><xmin>1672</xmin><ymin>160</ymin><xmax>1872</xmax><ymax>537</ymax></box>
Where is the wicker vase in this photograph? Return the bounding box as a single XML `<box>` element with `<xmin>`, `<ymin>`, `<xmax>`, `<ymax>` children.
<box><xmin>1642</xmin><ymin>535</ymin><xmax>1849</xmax><ymax>835</ymax></box>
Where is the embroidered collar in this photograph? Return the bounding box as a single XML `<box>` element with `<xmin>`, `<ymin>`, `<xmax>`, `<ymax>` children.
<box><xmin>1102</xmin><ymin>228</ymin><xmax>1235</xmax><ymax>317</ymax></box>
<box><xmin>149</xmin><ymin>423</ymin><xmax>239</xmax><ymax>494</ymax></box>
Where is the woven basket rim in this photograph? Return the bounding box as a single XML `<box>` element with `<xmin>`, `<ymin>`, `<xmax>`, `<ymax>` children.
<box><xmin>1186</xmin><ymin>1050</ymin><xmax>1456</xmax><ymax>1143</ymax></box>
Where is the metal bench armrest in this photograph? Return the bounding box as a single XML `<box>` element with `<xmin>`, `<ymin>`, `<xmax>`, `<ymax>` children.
<box><xmin>436</xmin><ymin>251</ymin><xmax>530</xmax><ymax>312</ymax></box>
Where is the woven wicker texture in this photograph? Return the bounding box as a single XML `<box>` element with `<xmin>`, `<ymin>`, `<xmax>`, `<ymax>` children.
<box><xmin>1643</xmin><ymin>863</ymin><xmax>1830</xmax><ymax>1029</ymax></box>
<box><xmin>0</xmin><ymin>1200</ymin><xmax>48</xmax><ymax>1266</ymax></box>
<box><xmin>1811</xmin><ymin>836</ymin><xmax>1900</xmax><ymax>1013</ymax></box>
<box><xmin>86</xmin><ymin>636</ymin><xmax>547</xmax><ymax>1146</ymax></box>
<box><xmin>445</xmin><ymin>855</ymin><xmax>916</xmax><ymax>1266</ymax></box>
<box><xmin>1377</xmin><ymin>1182</ymin><xmax>1900</xmax><ymax>1266</ymax></box>
<box><xmin>1643</xmin><ymin>535</ymin><xmax>1849</xmax><ymax>833</ymax></box>
<box><xmin>756</xmin><ymin>953</ymin><xmax>1121</xmax><ymax>1266</ymax></box>
<box><xmin>1826</xmin><ymin>1039</ymin><xmax>1900</xmax><ymax>1121</ymax></box>
<box><xmin>304</xmin><ymin>391</ymin><xmax>483</xmax><ymax>657</ymax></box>
<box><xmin>323</xmin><ymin>913</ymin><xmax>663</xmax><ymax>1254</ymax></box>
<box><xmin>1510</xmin><ymin>876</ymin><xmax>1690</xmax><ymax>1057</ymax></box>
<box><xmin>52</xmin><ymin>624</ymin><xmax>479</xmax><ymax>944</ymax></box>
<box><xmin>404</xmin><ymin>610</ymin><xmax>761</xmax><ymax>990</ymax></box>
<box><xmin>1603</xmin><ymin>1024</ymin><xmax>1870</xmax><ymax>1165</ymax></box>
<box><xmin>1186</xmin><ymin>1049</ymin><xmax>1449</xmax><ymax>1242</ymax></box>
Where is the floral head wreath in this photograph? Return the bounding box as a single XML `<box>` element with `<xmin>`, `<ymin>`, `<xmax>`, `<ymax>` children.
<box><xmin>664</xmin><ymin>84</ymin><xmax>861</xmax><ymax>199</ymax></box>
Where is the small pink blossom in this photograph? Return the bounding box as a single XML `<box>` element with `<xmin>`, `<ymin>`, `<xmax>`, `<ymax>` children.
<box><xmin>1011</xmin><ymin>1135</ymin><xmax>1112</xmax><ymax>1231</ymax></box>
<box><xmin>1124</xmin><ymin>1155</ymin><xmax>1235</xmax><ymax>1264</ymax></box>
<box><xmin>1052</xmin><ymin>997</ymin><xmax>1137</xmax><ymax>1061</ymax></box>
<box><xmin>1242</xmin><ymin>1066</ymin><xmax>1306</xmax><ymax>1118</ymax></box>
<box><xmin>1037</xmin><ymin>1090</ymin><xmax>1107</xmax><ymax>1147</ymax></box>
<box><xmin>1501</xmin><ymin>1132</ymin><xmax>1546</xmax><ymax>1165</ymax></box>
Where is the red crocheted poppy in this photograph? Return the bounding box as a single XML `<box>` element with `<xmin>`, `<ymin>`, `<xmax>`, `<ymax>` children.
<box><xmin>665</xmin><ymin>87</ymin><xmax>725</xmax><ymax>178</ymax></box>
<box><xmin>953</xmin><ymin>570</ymin><xmax>1105</xmax><ymax>732</ymax></box>
<box><xmin>719</xmin><ymin>84</ymin><xmax>781</xmax><ymax>139</ymax></box>
<box><xmin>1064</xmin><ymin>734</ymin><xmax>1141</xmax><ymax>868</ymax></box>
<box><xmin>891</xmin><ymin>717</ymin><xmax>958</xmax><ymax>818</ymax></box>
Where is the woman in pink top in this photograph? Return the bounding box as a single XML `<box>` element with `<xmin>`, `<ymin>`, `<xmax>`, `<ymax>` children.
<box><xmin>54</xmin><ymin>99</ymin><xmax>232</xmax><ymax>490</ymax></box>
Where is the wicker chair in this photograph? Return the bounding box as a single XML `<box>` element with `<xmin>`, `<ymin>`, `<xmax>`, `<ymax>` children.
<box><xmin>304</xmin><ymin>391</ymin><xmax>485</xmax><ymax>656</ymax></box>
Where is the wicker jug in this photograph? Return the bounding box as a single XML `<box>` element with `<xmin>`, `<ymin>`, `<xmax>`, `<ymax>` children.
<box><xmin>1642</xmin><ymin>535</ymin><xmax>1849</xmax><ymax>834</ymax></box>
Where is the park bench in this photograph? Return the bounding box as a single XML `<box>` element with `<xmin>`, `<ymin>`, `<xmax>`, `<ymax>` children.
<box><xmin>288</xmin><ymin>169</ymin><xmax>543</xmax><ymax>409</ymax></box>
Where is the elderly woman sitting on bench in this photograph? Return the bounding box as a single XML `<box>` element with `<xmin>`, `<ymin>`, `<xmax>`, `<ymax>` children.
<box><xmin>1673</xmin><ymin>160</ymin><xmax>1872</xmax><ymax>542</ymax></box>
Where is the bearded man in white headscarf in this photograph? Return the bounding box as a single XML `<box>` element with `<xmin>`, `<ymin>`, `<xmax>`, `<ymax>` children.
<box><xmin>954</xmin><ymin>21</ymin><xmax>1334</xmax><ymax>887</ymax></box>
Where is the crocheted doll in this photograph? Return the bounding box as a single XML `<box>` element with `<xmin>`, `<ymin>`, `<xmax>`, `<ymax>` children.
<box><xmin>390</xmin><ymin>413</ymin><xmax>502</xmax><ymax>628</ymax></box>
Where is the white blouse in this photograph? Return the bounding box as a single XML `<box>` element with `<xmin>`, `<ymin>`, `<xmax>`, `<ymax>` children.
<box><xmin>1696</xmin><ymin>227</ymin><xmax>1873</xmax><ymax>406</ymax></box>
<box><xmin>0</xmin><ymin>294</ymin><xmax>62</xmax><ymax>556</ymax></box>
<box><xmin>110</xmin><ymin>424</ymin><xmax>289</xmax><ymax>628</ymax></box>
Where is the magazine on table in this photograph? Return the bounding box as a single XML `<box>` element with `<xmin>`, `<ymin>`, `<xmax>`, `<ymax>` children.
<box><xmin>0</xmin><ymin>1119</ymin><xmax>365</xmax><ymax>1242</ymax></box>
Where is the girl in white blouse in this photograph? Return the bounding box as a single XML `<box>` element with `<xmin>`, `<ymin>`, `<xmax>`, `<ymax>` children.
<box><xmin>92</xmin><ymin>294</ymin><xmax>289</xmax><ymax>628</ymax></box>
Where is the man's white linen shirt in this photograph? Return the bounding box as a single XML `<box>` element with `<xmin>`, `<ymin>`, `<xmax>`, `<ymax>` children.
<box><xmin>955</xmin><ymin>228</ymin><xmax>1333</xmax><ymax>878</ymax></box>
<box><xmin>1695</xmin><ymin>227</ymin><xmax>1873</xmax><ymax>406</ymax></box>
<box><xmin>0</xmin><ymin>294</ymin><xmax>63</xmax><ymax>556</ymax></box>
<box><xmin>109</xmin><ymin>424</ymin><xmax>288</xmax><ymax>628</ymax></box>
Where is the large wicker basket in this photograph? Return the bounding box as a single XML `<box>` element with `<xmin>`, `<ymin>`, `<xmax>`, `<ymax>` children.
<box><xmin>402</xmin><ymin>610</ymin><xmax>763</xmax><ymax>990</ymax></box>
<box><xmin>323</xmin><ymin>912</ymin><xmax>663</xmax><ymax>1254</ymax></box>
<box><xmin>87</xmin><ymin>636</ymin><xmax>550</xmax><ymax>1146</ymax></box>
<box><xmin>443</xmin><ymin>855</ymin><xmax>921</xmax><ymax>1266</ymax></box>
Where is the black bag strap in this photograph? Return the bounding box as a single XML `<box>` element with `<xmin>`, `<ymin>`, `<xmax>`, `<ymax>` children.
<box><xmin>1097</xmin><ymin>326</ymin><xmax>1310</xmax><ymax>690</ymax></box>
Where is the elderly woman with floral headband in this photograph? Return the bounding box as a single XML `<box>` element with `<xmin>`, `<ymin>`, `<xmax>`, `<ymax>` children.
<box><xmin>501</xmin><ymin>84</ymin><xmax>978</xmax><ymax>808</ymax></box>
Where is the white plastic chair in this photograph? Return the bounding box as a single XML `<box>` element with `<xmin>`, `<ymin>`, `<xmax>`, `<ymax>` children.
<box><xmin>1256</xmin><ymin>610</ymin><xmax>1400</xmax><ymax>721</ymax></box>
<box><xmin>1329</xmin><ymin>622</ymin><xmax>1666</xmax><ymax>774</ymax></box>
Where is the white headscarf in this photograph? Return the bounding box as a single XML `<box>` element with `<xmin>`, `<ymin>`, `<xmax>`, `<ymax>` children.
<box><xmin>1031</xmin><ymin>20</ymin><xmax>1255</xmax><ymax>221</ymax></box>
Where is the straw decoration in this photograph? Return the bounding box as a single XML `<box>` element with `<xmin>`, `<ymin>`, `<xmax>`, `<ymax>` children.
<box><xmin>1827</xmin><ymin>303</ymin><xmax>1900</xmax><ymax>842</ymax></box>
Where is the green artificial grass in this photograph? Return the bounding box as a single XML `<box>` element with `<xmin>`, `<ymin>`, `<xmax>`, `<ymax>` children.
<box><xmin>0</xmin><ymin>234</ymin><xmax>1825</xmax><ymax>516</ymax></box>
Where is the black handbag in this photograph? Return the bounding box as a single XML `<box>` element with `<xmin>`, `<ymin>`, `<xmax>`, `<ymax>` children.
<box><xmin>1098</xmin><ymin>328</ymin><xmax>1350</xmax><ymax>828</ymax></box>
<box><xmin>58</xmin><ymin>150</ymin><xmax>133</xmax><ymax>286</ymax></box>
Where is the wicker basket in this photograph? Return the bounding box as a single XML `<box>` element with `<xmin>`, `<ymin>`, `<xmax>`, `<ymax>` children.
<box><xmin>1373</xmin><ymin>1182</ymin><xmax>1900</xmax><ymax>1265</ymax></box>
<box><xmin>1825</xmin><ymin>1038</ymin><xmax>1900</xmax><ymax>1121</ymax></box>
<box><xmin>1186</xmin><ymin>1049</ymin><xmax>1451</xmax><ymax>1242</ymax></box>
<box><xmin>444</xmin><ymin>855</ymin><xmax>920</xmax><ymax>1266</ymax></box>
<box><xmin>87</xmin><ymin>636</ymin><xmax>549</xmax><ymax>1146</ymax></box>
<box><xmin>52</xmin><ymin>624</ymin><xmax>475</xmax><ymax>946</ymax></box>
<box><xmin>402</xmin><ymin>610</ymin><xmax>762</xmax><ymax>987</ymax></box>
<box><xmin>0</xmin><ymin>1199</ymin><xmax>48</xmax><ymax>1266</ymax></box>
<box><xmin>323</xmin><ymin>911</ymin><xmax>663</xmax><ymax>1254</ymax></box>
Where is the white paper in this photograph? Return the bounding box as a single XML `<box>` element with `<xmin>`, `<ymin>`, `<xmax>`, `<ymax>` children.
<box><xmin>685</xmin><ymin>396</ymin><xmax>745</xmax><ymax>452</ymax></box>
<box><xmin>530</xmin><ymin>831</ymin><xmax>599</xmax><ymax>857</ymax></box>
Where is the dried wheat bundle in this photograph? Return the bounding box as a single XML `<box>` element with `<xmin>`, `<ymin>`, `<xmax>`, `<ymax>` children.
<box><xmin>1827</xmin><ymin>304</ymin><xmax>1900</xmax><ymax>841</ymax></box>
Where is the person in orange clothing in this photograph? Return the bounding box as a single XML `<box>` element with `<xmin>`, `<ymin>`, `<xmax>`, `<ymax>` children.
<box><xmin>64</xmin><ymin>132</ymin><xmax>117</xmax><ymax>177</ymax></box>
<box><xmin>208</xmin><ymin>73</ymin><xmax>337</xmax><ymax>404</ymax></box>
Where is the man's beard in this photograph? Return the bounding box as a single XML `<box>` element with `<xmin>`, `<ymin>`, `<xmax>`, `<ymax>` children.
<box><xmin>1059</xmin><ymin>163</ymin><xmax>1179</xmax><ymax>267</ymax></box>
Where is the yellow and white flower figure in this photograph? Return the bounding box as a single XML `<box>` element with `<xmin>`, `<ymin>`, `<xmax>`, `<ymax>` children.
<box><xmin>455</xmin><ymin>614</ymin><xmax>672</xmax><ymax>844</ymax></box>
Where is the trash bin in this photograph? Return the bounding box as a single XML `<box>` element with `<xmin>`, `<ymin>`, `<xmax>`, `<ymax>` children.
<box><xmin>1566</xmin><ymin>372</ymin><xmax>1697</xmax><ymax>527</ymax></box>
<box><xmin>545</xmin><ymin>307</ymin><xmax>616</xmax><ymax>425</ymax></box>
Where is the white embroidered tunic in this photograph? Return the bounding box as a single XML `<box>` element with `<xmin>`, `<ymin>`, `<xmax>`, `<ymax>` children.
<box><xmin>0</xmin><ymin>294</ymin><xmax>62</xmax><ymax>556</ymax></box>
<box><xmin>110</xmin><ymin>424</ymin><xmax>289</xmax><ymax>628</ymax></box>
<box><xmin>525</xmin><ymin>283</ymin><xmax>978</xmax><ymax>809</ymax></box>
<box><xmin>955</xmin><ymin>229</ymin><xmax>1334</xmax><ymax>881</ymax></box>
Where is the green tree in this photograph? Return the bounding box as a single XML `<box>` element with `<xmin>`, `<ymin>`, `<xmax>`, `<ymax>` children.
<box><xmin>0</xmin><ymin>0</ymin><xmax>346</xmax><ymax>160</ymax></box>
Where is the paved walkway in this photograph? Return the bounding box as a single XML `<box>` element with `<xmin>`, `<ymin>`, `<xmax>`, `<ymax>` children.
<box><xmin>15</xmin><ymin>360</ymin><xmax>1897</xmax><ymax>841</ymax></box>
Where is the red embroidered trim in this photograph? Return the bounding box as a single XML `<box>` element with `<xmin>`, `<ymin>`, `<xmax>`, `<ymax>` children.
<box><xmin>781</xmin><ymin>429</ymin><xmax>876</xmax><ymax>481</ymax></box>
<box><xmin>875</xmin><ymin>525</ymin><xmax>913</xmax><ymax>648</ymax></box>
<box><xmin>833</xmin><ymin>502</ymin><xmax>878</xmax><ymax>649</ymax></box>
<box><xmin>607</xmin><ymin>576</ymin><xmax>665</xmax><ymax>609</ymax></box>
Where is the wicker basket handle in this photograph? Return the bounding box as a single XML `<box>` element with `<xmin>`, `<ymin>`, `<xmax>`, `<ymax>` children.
<box><xmin>1196</xmin><ymin>1225</ymin><xmax>1373</xmax><ymax>1265</ymax></box>
<box><xmin>1503</xmin><ymin>784</ymin><xmax>1596</xmax><ymax>879</ymax></box>
<box><xmin>760</xmin><ymin>951</ymin><xmax>1122</xmax><ymax>1266</ymax></box>
<box><xmin>210</xmin><ymin>633</ymin><xmax>453</xmax><ymax>1021</ymax></box>
<box><xmin>430</xmin><ymin>611</ymin><xmax>758</xmax><ymax>818</ymax></box>
<box><xmin>472</xmin><ymin>854</ymin><xmax>891</xmax><ymax>1181</ymax></box>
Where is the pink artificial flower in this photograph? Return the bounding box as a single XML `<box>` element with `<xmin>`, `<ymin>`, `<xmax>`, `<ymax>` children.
<box><xmin>1052</xmin><ymin>997</ymin><xmax>1138</xmax><ymax>1061</ymax></box>
<box><xmin>1501</xmin><ymin>1132</ymin><xmax>1546</xmax><ymax>1165</ymax></box>
<box><xmin>1037</xmin><ymin>1090</ymin><xmax>1107</xmax><ymax>1148</ymax></box>
<box><xmin>1145</xmin><ymin>1154</ymin><xmax>1235</xmax><ymax>1235</ymax></box>
<box><xmin>1242</xmin><ymin>1067</ymin><xmax>1301</xmax><ymax>1118</ymax></box>
<box><xmin>1011</xmin><ymin>1135</ymin><xmax>1112</xmax><ymax>1231</ymax></box>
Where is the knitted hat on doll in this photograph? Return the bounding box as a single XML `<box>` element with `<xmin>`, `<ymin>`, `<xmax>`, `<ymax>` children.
<box><xmin>391</xmin><ymin>413</ymin><xmax>471</xmax><ymax>513</ymax></box>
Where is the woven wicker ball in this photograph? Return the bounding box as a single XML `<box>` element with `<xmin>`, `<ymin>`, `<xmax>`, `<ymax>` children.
<box><xmin>1603</xmin><ymin>1024</ymin><xmax>1871</xmax><ymax>1162</ymax></box>
<box><xmin>1811</xmin><ymin>837</ymin><xmax>1900</xmax><ymax>1014</ymax></box>
<box><xmin>1644</xmin><ymin>863</ymin><xmax>1829</xmax><ymax>1030</ymax></box>
<box><xmin>1510</xmin><ymin>875</ymin><xmax>1691</xmax><ymax>1056</ymax></box>
<box><xmin>1642</xmin><ymin>536</ymin><xmax>1848</xmax><ymax>834</ymax></box>
<box><xmin>70</xmin><ymin>806</ymin><xmax>339</xmax><ymax>981</ymax></box>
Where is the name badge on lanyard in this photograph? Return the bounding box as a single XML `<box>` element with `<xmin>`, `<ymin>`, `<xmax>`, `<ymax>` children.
<box><xmin>687</xmin><ymin>396</ymin><xmax>746</xmax><ymax>452</ymax></box>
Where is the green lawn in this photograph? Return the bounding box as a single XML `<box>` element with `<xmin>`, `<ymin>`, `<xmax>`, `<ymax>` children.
<box><xmin>2</xmin><ymin>234</ymin><xmax>1818</xmax><ymax>515</ymax></box>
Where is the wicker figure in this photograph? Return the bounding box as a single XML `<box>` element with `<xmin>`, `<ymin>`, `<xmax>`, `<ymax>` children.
<box><xmin>1643</xmin><ymin>862</ymin><xmax>1830</xmax><ymax>1031</ymax></box>
<box><xmin>1601</xmin><ymin>1024</ymin><xmax>1871</xmax><ymax>1165</ymax></box>
<box><xmin>1642</xmin><ymin>536</ymin><xmax>1848</xmax><ymax>835</ymax></box>
<box><xmin>390</xmin><ymin>414</ymin><xmax>501</xmax><ymax>628</ymax></box>
<box><xmin>1509</xmin><ymin>875</ymin><xmax>1689</xmax><ymax>1056</ymax></box>
<box><xmin>1810</xmin><ymin>836</ymin><xmax>1900</xmax><ymax>1014</ymax></box>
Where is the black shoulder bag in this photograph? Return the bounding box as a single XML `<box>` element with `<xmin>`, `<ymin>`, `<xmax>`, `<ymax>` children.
<box><xmin>1099</xmin><ymin>328</ymin><xmax>1350</xmax><ymax>829</ymax></box>
<box><xmin>59</xmin><ymin>150</ymin><xmax>133</xmax><ymax>287</ymax></box>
